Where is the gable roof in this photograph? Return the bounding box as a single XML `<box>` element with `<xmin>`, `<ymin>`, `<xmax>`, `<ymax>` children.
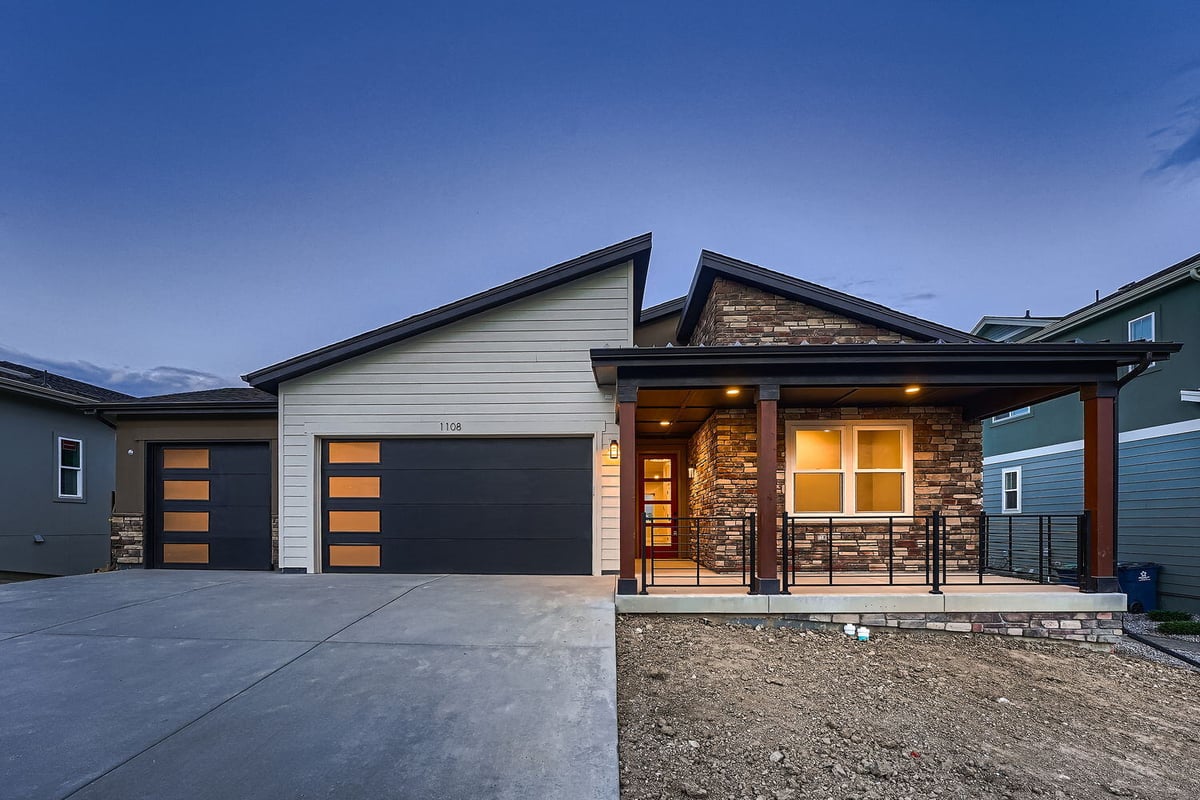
<box><xmin>88</xmin><ymin>386</ymin><xmax>277</xmax><ymax>415</ymax></box>
<box><xmin>638</xmin><ymin>296</ymin><xmax>685</xmax><ymax>324</ymax></box>
<box><xmin>970</xmin><ymin>315</ymin><xmax>1061</xmax><ymax>341</ymax></box>
<box><xmin>0</xmin><ymin>360</ymin><xmax>134</xmax><ymax>405</ymax></box>
<box><xmin>245</xmin><ymin>234</ymin><xmax>652</xmax><ymax>393</ymax></box>
<box><xmin>1026</xmin><ymin>250</ymin><xmax>1200</xmax><ymax>342</ymax></box>
<box><xmin>676</xmin><ymin>251</ymin><xmax>986</xmax><ymax>344</ymax></box>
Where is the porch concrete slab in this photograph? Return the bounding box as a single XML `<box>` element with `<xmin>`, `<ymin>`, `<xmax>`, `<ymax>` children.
<box><xmin>69</xmin><ymin>640</ymin><xmax>617</xmax><ymax>800</ymax></box>
<box><xmin>0</xmin><ymin>632</ymin><xmax>312</xmax><ymax>800</ymax></box>
<box><xmin>943</xmin><ymin>592</ymin><xmax>1127</xmax><ymax>613</ymax></box>
<box><xmin>333</xmin><ymin>574</ymin><xmax>614</xmax><ymax>647</ymax></box>
<box><xmin>616</xmin><ymin>593</ymin><xmax>770</xmax><ymax>614</ymax></box>
<box><xmin>767</xmin><ymin>592</ymin><xmax>945</xmax><ymax>614</ymax></box>
<box><xmin>49</xmin><ymin>573</ymin><xmax>441</xmax><ymax>642</ymax></box>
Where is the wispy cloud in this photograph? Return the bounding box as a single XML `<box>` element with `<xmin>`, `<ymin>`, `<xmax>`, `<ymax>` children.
<box><xmin>898</xmin><ymin>291</ymin><xmax>938</xmax><ymax>303</ymax></box>
<box><xmin>1150</xmin><ymin>125</ymin><xmax>1200</xmax><ymax>174</ymax></box>
<box><xmin>0</xmin><ymin>345</ymin><xmax>235</xmax><ymax>397</ymax></box>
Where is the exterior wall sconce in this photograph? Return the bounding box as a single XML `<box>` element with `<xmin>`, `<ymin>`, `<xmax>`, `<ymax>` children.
<box><xmin>688</xmin><ymin>467</ymin><xmax>696</xmax><ymax>481</ymax></box>
<box><xmin>608</xmin><ymin>440</ymin><xmax>619</xmax><ymax>460</ymax></box>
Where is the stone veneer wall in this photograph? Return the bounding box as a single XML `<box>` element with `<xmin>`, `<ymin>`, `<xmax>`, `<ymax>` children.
<box><xmin>686</xmin><ymin>406</ymin><xmax>982</xmax><ymax>574</ymax></box>
<box><xmin>737</xmin><ymin>611</ymin><xmax>1123</xmax><ymax>650</ymax></box>
<box><xmin>687</xmin><ymin>410</ymin><xmax>756</xmax><ymax>571</ymax></box>
<box><xmin>109</xmin><ymin>513</ymin><xmax>280</xmax><ymax>569</ymax></box>
<box><xmin>779</xmin><ymin>407</ymin><xmax>982</xmax><ymax>575</ymax></box>
<box><xmin>689</xmin><ymin>277</ymin><xmax>917</xmax><ymax>346</ymax></box>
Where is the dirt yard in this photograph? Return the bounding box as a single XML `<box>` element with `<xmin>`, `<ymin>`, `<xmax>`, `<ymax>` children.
<box><xmin>617</xmin><ymin>616</ymin><xmax>1199</xmax><ymax>800</ymax></box>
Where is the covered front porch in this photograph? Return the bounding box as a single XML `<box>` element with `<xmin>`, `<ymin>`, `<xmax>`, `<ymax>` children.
<box><xmin>592</xmin><ymin>342</ymin><xmax>1181</xmax><ymax>599</ymax></box>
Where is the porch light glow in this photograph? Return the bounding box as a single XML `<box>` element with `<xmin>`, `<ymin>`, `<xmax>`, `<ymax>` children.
<box><xmin>725</xmin><ymin>387</ymin><xmax>741</xmax><ymax>396</ymax></box>
<box><xmin>608</xmin><ymin>439</ymin><xmax>619</xmax><ymax>460</ymax></box>
<box><xmin>659</xmin><ymin>420</ymin><xmax>671</xmax><ymax>427</ymax></box>
<box><xmin>904</xmin><ymin>386</ymin><xmax>921</xmax><ymax>394</ymax></box>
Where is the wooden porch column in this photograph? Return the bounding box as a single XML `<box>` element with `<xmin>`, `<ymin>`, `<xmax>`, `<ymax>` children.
<box><xmin>753</xmin><ymin>384</ymin><xmax>782</xmax><ymax>594</ymax></box>
<box><xmin>616</xmin><ymin>383</ymin><xmax>639</xmax><ymax>595</ymax></box>
<box><xmin>1081</xmin><ymin>382</ymin><xmax>1120</xmax><ymax>593</ymax></box>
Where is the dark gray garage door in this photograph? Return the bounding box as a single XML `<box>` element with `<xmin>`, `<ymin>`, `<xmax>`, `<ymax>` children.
<box><xmin>321</xmin><ymin>438</ymin><xmax>592</xmax><ymax>574</ymax></box>
<box><xmin>150</xmin><ymin>442</ymin><xmax>272</xmax><ymax>570</ymax></box>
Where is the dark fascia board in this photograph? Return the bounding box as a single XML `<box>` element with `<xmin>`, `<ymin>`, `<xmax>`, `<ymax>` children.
<box><xmin>589</xmin><ymin>342</ymin><xmax>1182</xmax><ymax>386</ymax></box>
<box><xmin>244</xmin><ymin>234</ymin><xmax>653</xmax><ymax>393</ymax></box>
<box><xmin>676</xmin><ymin>251</ymin><xmax>988</xmax><ymax>345</ymax></box>
<box><xmin>89</xmin><ymin>400</ymin><xmax>278</xmax><ymax>416</ymax></box>
<box><xmin>0</xmin><ymin>376</ymin><xmax>93</xmax><ymax>407</ymax></box>
<box><xmin>638</xmin><ymin>296</ymin><xmax>685</xmax><ymax>324</ymax></box>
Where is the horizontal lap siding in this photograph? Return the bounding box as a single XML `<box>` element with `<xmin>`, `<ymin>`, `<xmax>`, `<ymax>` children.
<box><xmin>277</xmin><ymin>264</ymin><xmax>632</xmax><ymax>573</ymax></box>
<box><xmin>984</xmin><ymin>430</ymin><xmax>1200</xmax><ymax>611</ymax></box>
<box><xmin>1118</xmin><ymin>431</ymin><xmax>1200</xmax><ymax>610</ymax></box>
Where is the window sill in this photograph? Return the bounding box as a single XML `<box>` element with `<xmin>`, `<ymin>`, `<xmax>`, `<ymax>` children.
<box><xmin>54</xmin><ymin>496</ymin><xmax>87</xmax><ymax>504</ymax></box>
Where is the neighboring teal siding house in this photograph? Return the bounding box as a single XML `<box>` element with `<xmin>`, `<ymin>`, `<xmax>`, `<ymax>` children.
<box><xmin>0</xmin><ymin>361</ymin><xmax>129</xmax><ymax>576</ymax></box>
<box><xmin>976</xmin><ymin>253</ymin><xmax>1200</xmax><ymax>611</ymax></box>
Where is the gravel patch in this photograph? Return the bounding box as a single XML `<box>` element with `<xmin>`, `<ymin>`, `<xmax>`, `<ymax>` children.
<box><xmin>1123</xmin><ymin>613</ymin><xmax>1200</xmax><ymax>644</ymax></box>
<box><xmin>618</xmin><ymin>616</ymin><xmax>1200</xmax><ymax>800</ymax></box>
<box><xmin>1115</xmin><ymin>636</ymin><xmax>1200</xmax><ymax>672</ymax></box>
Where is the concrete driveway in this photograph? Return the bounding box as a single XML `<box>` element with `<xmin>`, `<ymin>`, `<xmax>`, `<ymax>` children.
<box><xmin>0</xmin><ymin>570</ymin><xmax>617</xmax><ymax>800</ymax></box>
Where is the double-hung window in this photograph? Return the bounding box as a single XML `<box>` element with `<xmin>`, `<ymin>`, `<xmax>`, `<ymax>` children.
<box><xmin>786</xmin><ymin>421</ymin><xmax>912</xmax><ymax>516</ymax></box>
<box><xmin>1001</xmin><ymin>467</ymin><xmax>1021</xmax><ymax>513</ymax></box>
<box><xmin>57</xmin><ymin>436</ymin><xmax>83</xmax><ymax>499</ymax></box>
<box><xmin>1128</xmin><ymin>312</ymin><xmax>1156</xmax><ymax>369</ymax></box>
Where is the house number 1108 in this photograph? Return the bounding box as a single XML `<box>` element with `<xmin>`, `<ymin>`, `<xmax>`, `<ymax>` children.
<box><xmin>440</xmin><ymin>422</ymin><xmax>462</xmax><ymax>432</ymax></box>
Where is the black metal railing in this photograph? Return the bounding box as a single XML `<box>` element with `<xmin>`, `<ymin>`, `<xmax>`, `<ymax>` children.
<box><xmin>638</xmin><ymin>514</ymin><xmax>754</xmax><ymax>591</ymax></box>
<box><xmin>780</xmin><ymin>511</ymin><xmax>1088</xmax><ymax>592</ymax></box>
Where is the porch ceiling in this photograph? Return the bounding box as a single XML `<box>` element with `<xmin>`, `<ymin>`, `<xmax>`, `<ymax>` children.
<box><xmin>600</xmin><ymin>342</ymin><xmax>1183</xmax><ymax>436</ymax></box>
<box><xmin>632</xmin><ymin>384</ymin><xmax>1079</xmax><ymax>437</ymax></box>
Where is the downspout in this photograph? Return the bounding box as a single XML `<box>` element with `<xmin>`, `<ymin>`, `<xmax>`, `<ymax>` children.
<box><xmin>83</xmin><ymin>408</ymin><xmax>117</xmax><ymax>430</ymax></box>
<box><xmin>1117</xmin><ymin>352</ymin><xmax>1154</xmax><ymax>389</ymax></box>
<box><xmin>1189</xmin><ymin>266</ymin><xmax>1200</xmax><ymax>282</ymax></box>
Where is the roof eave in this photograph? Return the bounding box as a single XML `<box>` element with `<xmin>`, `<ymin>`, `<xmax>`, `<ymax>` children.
<box><xmin>589</xmin><ymin>342</ymin><xmax>1182</xmax><ymax>386</ymax></box>
<box><xmin>244</xmin><ymin>233</ymin><xmax>652</xmax><ymax>393</ymax></box>
<box><xmin>0</xmin><ymin>376</ymin><xmax>94</xmax><ymax>406</ymax></box>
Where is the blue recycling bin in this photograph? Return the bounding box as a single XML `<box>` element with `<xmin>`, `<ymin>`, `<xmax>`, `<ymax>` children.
<box><xmin>1117</xmin><ymin>563</ymin><xmax>1161</xmax><ymax>613</ymax></box>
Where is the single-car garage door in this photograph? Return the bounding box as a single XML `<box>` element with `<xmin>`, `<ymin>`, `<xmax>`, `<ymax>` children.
<box><xmin>150</xmin><ymin>442</ymin><xmax>272</xmax><ymax>570</ymax></box>
<box><xmin>321</xmin><ymin>438</ymin><xmax>592</xmax><ymax>574</ymax></box>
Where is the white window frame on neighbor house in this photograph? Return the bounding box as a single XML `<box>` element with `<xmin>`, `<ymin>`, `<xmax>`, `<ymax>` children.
<box><xmin>1128</xmin><ymin>312</ymin><xmax>1156</xmax><ymax>369</ymax></box>
<box><xmin>56</xmin><ymin>435</ymin><xmax>84</xmax><ymax>500</ymax></box>
<box><xmin>991</xmin><ymin>406</ymin><xmax>1031</xmax><ymax>424</ymax></box>
<box><xmin>1001</xmin><ymin>466</ymin><xmax>1021</xmax><ymax>514</ymax></box>
<box><xmin>785</xmin><ymin>420</ymin><xmax>913</xmax><ymax>517</ymax></box>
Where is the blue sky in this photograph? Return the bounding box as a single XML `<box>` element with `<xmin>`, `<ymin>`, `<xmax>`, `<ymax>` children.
<box><xmin>2</xmin><ymin>2</ymin><xmax>1199</xmax><ymax>394</ymax></box>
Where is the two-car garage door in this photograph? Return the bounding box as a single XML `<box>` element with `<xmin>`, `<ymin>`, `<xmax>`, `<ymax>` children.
<box><xmin>321</xmin><ymin>438</ymin><xmax>593</xmax><ymax>574</ymax></box>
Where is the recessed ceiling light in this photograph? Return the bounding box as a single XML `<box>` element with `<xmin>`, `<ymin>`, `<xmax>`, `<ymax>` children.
<box><xmin>659</xmin><ymin>420</ymin><xmax>671</xmax><ymax>427</ymax></box>
<box><xmin>725</xmin><ymin>387</ymin><xmax>741</xmax><ymax>396</ymax></box>
<box><xmin>904</xmin><ymin>386</ymin><xmax>921</xmax><ymax>394</ymax></box>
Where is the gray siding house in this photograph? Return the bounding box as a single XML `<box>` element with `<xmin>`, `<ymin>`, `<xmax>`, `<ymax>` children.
<box><xmin>0</xmin><ymin>362</ymin><xmax>129</xmax><ymax>576</ymax></box>
<box><xmin>977</xmin><ymin>253</ymin><xmax>1200</xmax><ymax>611</ymax></box>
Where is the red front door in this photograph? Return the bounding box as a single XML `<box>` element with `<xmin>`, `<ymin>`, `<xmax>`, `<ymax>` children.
<box><xmin>639</xmin><ymin>453</ymin><xmax>679</xmax><ymax>557</ymax></box>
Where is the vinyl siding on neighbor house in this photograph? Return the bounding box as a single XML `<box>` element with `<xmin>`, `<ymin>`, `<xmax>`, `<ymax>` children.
<box><xmin>0</xmin><ymin>394</ymin><xmax>115</xmax><ymax>575</ymax></box>
<box><xmin>276</xmin><ymin>262</ymin><xmax>634</xmax><ymax>573</ymax></box>
<box><xmin>985</xmin><ymin>422</ymin><xmax>1200</xmax><ymax>611</ymax></box>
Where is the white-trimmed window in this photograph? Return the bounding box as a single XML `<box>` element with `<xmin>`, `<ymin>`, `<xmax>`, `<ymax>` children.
<box><xmin>1001</xmin><ymin>467</ymin><xmax>1021</xmax><ymax>514</ymax></box>
<box><xmin>1128</xmin><ymin>312</ymin><xmax>1156</xmax><ymax>369</ymax></box>
<box><xmin>991</xmin><ymin>407</ymin><xmax>1031</xmax><ymax>423</ymax></box>
<box><xmin>57</xmin><ymin>436</ymin><xmax>83</xmax><ymax>499</ymax></box>
<box><xmin>785</xmin><ymin>421</ymin><xmax>912</xmax><ymax>516</ymax></box>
